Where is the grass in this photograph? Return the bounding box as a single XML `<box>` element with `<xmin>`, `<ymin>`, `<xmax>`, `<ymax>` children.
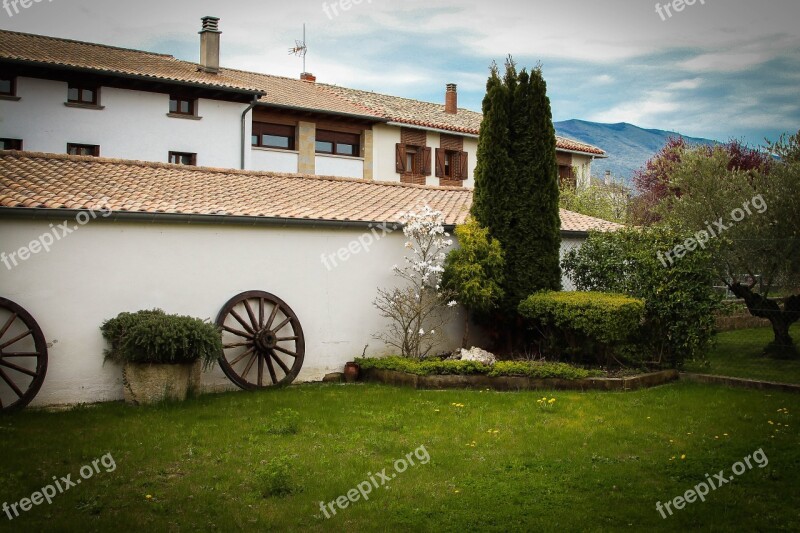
<box><xmin>355</xmin><ymin>356</ymin><xmax>602</xmax><ymax>379</ymax></box>
<box><xmin>1</xmin><ymin>382</ymin><xmax>799</xmax><ymax>531</ymax></box>
<box><xmin>685</xmin><ymin>325</ymin><xmax>800</xmax><ymax>384</ymax></box>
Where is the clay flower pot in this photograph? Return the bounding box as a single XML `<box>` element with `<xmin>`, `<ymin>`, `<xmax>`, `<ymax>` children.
<box><xmin>343</xmin><ymin>362</ymin><xmax>360</xmax><ymax>383</ymax></box>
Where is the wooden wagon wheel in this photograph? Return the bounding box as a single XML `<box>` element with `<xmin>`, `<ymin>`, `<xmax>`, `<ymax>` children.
<box><xmin>0</xmin><ymin>298</ymin><xmax>48</xmax><ymax>413</ymax></box>
<box><xmin>216</xmin><ymin>291</ymin><xmax>305</xmax><ymax>390</ymax></box>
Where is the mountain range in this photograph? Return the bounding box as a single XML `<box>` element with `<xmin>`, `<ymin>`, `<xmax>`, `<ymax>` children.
<box><xmin>554</xmin><ymin>119</ymin><xmax>718</xmax><ymax>188</ymax></box>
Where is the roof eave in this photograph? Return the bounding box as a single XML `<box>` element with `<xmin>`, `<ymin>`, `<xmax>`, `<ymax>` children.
<box><xmin>258</xmin><ymin>102</ymin><xmax>388</xmax><ymax>123</ymax></box>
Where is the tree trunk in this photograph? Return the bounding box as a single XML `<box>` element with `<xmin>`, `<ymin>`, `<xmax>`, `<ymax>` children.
<box><xmin>728</xmin><ymin>283</ymin><xmax>800</xmax><ymax>358</ymax></box>
<box><xmin>462</xmin><ymin>313</ymin><xmax>470</xmax><ymax>349</ymax></box>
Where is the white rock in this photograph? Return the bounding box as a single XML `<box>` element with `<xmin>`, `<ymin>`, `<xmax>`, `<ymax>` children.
<box><xmin>459</xmin><ymin>347</ymin><xmax>497</xmax><ymax>366</ymax></box>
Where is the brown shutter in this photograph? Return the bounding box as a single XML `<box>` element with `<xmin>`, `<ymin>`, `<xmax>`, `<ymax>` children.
<box><xmin>395</xmin><ymin>143</ymin><xmax>406</xmax><ymax>173</ymax></box>
<box><xmin>459</xmin><ymin>151</ymin><xmax>469</xmax><ymax>180</ymax></box>
<box><xmin>435</xmin><ymin>148</ymin><xmax>446</xmax><ymax>178</ymax></box>
<box><xmin>422</xmin><ymin>147</ymin><xmax>432</xmax><ymax>176</ymax></box>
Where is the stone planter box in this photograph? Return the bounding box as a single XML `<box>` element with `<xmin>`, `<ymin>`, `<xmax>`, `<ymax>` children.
<box><xmin>361</xmin><ymin>368</ymin><xmax>679</xmax><ymax>392</ymax></box>
<box><xmin>122</xmin><ymin>360</ymin><xmax>202</xmax><ymax>405</ymax></box>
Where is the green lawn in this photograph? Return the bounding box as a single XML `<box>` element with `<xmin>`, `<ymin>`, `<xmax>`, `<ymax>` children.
<box><xmin>1</xmin><ymin>382</ymin><xmax>799</xmax><ymax>531</ymax></box>
<box><xmin>685</xmin><ymin>325</ymin><xmax>800</xmax><ymax>384</ymax></box>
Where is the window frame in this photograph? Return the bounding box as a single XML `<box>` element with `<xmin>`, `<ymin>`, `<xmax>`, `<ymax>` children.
<box><xmin>0</xmin><ymin>138</ymin><xmax>23</xmax><ymax>150</ymax></box>
<box><xmin>168</xmin><ymin>151</ymin><xmax>198</xmax><ymax>166</ymax></box>
<box><xmin>169</xmin><ymin>96</ymin><xmax>197</xmax><ymax>117</ymax></box>
<box><xmin>315</xmin><ymin>129</ymin><xmax>361</xmax><ymax>157</ymax></box>
<box><xmin>0</xmin><ymin>76</ymin><xmax>16</xmax><ymax>97</ymax></box>
<box><xmin>252</xmin><ymin>122</ymin><xmax>296</xmax><ymax>150</ymax></box>
<box><xmin>67</xmin><ymin>83</ymin><xmax>99</xmax><ymax>106</ymax></box>
<box><xmin>67</xmin><ymin>143</ymin><xmax>100</xmax><ymax>157</ymax></box>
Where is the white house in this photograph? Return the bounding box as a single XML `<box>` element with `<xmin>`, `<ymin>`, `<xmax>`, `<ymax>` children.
<box><xmin>0</xmin><ymin>19</ymin><xmax>619</xmax><ymax>408</ymax></box>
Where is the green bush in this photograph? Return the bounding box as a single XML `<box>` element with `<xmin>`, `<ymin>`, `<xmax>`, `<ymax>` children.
<box><xmin>354</xmin><ymin>356</ymin><xmax>596</xmax><ymax>380</ymax></box>
<box><xmin>519</xmin><ymin>292</ymin><xmax>645</xmax><ymax>366</ymax></box>
<box><xmin>255</xmin><ymin>455</ymin><xmax>299</xmax><ymax>498</ymax></box>
<box><xmin>264</xmin><ymin>409</ymin><xmax>300</xmax><ymax>436</ymax></box>
<box><xmin>101</xmin><ymin>309</ymin><xmax>222</xmax><ymax>369</ymax></box>
<box><xmin>562</xmin><ymin>226</ymin><xmax>721</xmax><ymax>367</ymax></box>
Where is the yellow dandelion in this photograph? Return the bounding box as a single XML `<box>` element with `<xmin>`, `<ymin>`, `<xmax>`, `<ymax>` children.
<box><xmin>681</xmin><ymin>455</ymin><xmax>686</xmax><ymax>460</ymax></box>
<box><xmin>145</xmin><ymin>495</ymin><xmax>153</xmax><ymax>500</ymax></box>
<box><xmin>715</xmin><ymin>436</ymin><xmax>719</xmax><ymax>439</ymax></box>
<box><xmin>723</xmin><ymin>433</ymin><xmax>728</xmax><ymax>436</ymax></box>
<box><xmin>454</xmin><ymin>489</ymin><xmax>460</xmax><ymax>493</ymax></box>
<box><xmin>768</xmin><ymin>421</ymin><xmax>774</xmax><ymax>425</ymax></box>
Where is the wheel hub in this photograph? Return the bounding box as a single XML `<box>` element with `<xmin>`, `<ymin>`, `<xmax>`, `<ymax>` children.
<box><xmin>254</xmin><ymin>328</ymin><xmax>277</xmax><ymax>352</ymax></box>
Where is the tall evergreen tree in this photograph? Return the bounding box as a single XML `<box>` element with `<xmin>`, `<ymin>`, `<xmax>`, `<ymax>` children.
<box><xmin>472</xmin><ymin>58</ymin><xmax>561</xmax><ymax>317</ymax></box>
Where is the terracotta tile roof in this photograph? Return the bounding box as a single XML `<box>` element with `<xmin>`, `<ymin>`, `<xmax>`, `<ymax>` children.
<box><xmin>0</xmin><ymin>29</ymin><xmax>605</xmax><ymax>156</ymax></box>
<box><xmin>320</xmin><ymin>84</ymin><xmax>606</xmax><ymax>156</ymax></box>
<box><xmin>0</xmin><ymin>29</ymin><xmax>263</xmax><ymax>94</ymax></box>
<box><xmin>0</xmin><ymin>152</ymin><xmax>621</xmax><ymax>233</ymax></box>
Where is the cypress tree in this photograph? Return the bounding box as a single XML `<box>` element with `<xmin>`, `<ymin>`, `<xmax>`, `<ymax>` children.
<box><xmin>472</xmin><ymin>58</ymin><xmax>561</xmax><ymax>317</ymax></box>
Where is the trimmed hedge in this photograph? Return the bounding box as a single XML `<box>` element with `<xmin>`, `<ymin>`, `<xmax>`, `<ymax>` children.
<box><xmin>354</xmin><ymin>356</ymin><xmax>600</xmax><ymax>380</ymax></box>
<box><xmin>518</xmin><ymin>291</ymin><xmax>645</xmax><ymax>365</ymax></box>
<box><xmin>101</xmin><ymin>309</ymin><xmax>222</xmax><ymax>369</ymax></box>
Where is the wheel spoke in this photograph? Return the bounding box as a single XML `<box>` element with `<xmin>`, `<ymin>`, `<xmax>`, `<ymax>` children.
<box><xmin>222</xmin><ymin>325</ymin><xmax>252</xmax><ymax>339</ymax></box>
<box><xmin>0</xmin><ymin>329</ymin><xmax>33</xmax><ymax>350</ymax></box>
<box><xmin>0</xmin><ymin>352</ymin><xmax>41</xmax><ymax>357</ymax></box>
<box><xmin>257</xmin><ymin>352</ymin><xmax>264</xmax><ymax>386</ymax></box>
<box><xmin>0</xmin><ymin>312</ymin><xmax>17</xmax><ymax>339</ymax></box>
<box><xmin>223</xmin><ymin>342</ymin><xmax>251</xmax><ymax>349</ymax></box>
<box><xmin>258</xmin><ymin>298</ymin><xmax>265</xmax><ymax>329</ymax></box>
<box><xmin>241</xmin><ymin>352</ymin><xmax>258</xmax><ymax>380</ymax></box>
<box><xmin>265</xmin><ymin>351</ymin><xmax>278</xmax><ymax>384</ymax></box>
<box><xmin>276</xmin><ymin>336</ymin><xmax>299</xmax><ymax>342</ymax></box>
<box><xmin>264</xmin><ymin>303</ymin><xmax>280</xmax><ymax>330</ymax></box>
<box><xmin>229</xmin><ymin>309</ymin><xmax>255</xmax><ymax>334</ymax></box>
<box><xmin>269</xmin><ymin>350</ymin><xmax>291</xmax><ymax>375</ymax></box>
<box><xmin>272</xmin><ymin>316</ymin><xmax>292</xmax><ymax>333</ymax></box>
<box><xmin>228</xmin><ymin>347</ymin><xmax>255</xmax><ymax>366</ymax></box>
<box><xmin>0</xmin><ymin>359</ymin><xmax>37</xmax><ymax>377</ymax></box>
<box><xmin>273</xmin><ymin>345</ymin><xmax>297</xmax><ymax>358</ymax></box>
<box><xmin>0</xmin><ymin>367</ymin><xmax>24</xmax><ymax>397</ymax></box>
<box><xmin>243</xmin><ymin>299</ymin><xmax>259</xmax><ymax>332</ymax></box>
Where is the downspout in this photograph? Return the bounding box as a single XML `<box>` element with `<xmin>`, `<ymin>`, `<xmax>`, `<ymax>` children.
<box><xmin>241</xmin><ymin>96</ymin><xmax>260</xmax><ymax>170</ymax></box>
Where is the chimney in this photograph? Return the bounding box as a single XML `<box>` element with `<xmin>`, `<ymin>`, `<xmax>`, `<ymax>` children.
<box><xmin>300</xmin><ymin>72</ymin><xmax>316</xmax><ymax>83</ymax></box>
<box><xmin>604</xmin><ymin>170</ymin><xmax>612</xmax><ymax>185</ymax></box>
<box><xmin>445</xmin><ymin>83</ymin><xmax>458</xmax><ymax>114</ymax></box>
<box><xmin>199</xmin><ymin>16</ymin><xmax>221</xmax><ymax>74</ymax></box>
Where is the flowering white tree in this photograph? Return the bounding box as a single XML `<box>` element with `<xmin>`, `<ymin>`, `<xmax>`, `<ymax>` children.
<box><xmin>374</xmin><ymin>206</ymin><xmax>457</xmax><ymax>359</ymax></box>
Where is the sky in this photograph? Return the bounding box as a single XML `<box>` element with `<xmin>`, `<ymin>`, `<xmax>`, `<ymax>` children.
<box><xmin>2</xmin><ymin>0</ymin><xmax>799</xmax><ymax>146</ymax></box>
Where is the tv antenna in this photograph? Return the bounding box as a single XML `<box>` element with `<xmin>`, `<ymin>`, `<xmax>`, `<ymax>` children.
<box><xmin>289</xmin><ymin>23</ymin><xmax>308</xmax><ymax>73</ymax></box>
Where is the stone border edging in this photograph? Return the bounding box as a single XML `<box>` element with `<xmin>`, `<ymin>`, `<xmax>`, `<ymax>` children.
<box><xmin>680</xmin><ymin>372</ymin><xmax>800</xmax><ymax>393</ymax></box>
<box><xmin>360</xmin><ymin>368</ymin><xmax>679</xmax><ymax>391</ymax></box>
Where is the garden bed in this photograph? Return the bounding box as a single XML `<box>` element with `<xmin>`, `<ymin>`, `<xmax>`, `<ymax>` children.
<box><xmin>356</xmin><ymin>357</ymin><xmax>678</xmax><ymax>392</ymax></box>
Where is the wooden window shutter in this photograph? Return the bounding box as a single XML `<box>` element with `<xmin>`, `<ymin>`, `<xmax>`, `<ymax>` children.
<box><xmin>458</xmin><ymin>151</ymin><xmax>469</xmax><ymax>180</ymax></box>
<box><xmin>395</xmin><ymin>143</ymin><xmax>407</xmax><ymax>173</ymax></box>
<box><xmin>422</xmin><ymin>147</ymin><xmax>432</xmax><ymax>176</ymax></box>
<box><xmin>435</xmin><ymin>148</ymin><xmax>446</xmax><ymax>178</ymax></box>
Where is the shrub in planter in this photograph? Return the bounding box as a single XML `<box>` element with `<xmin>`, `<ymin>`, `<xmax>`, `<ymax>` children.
<box><xmin>101</xmin><ymin>309</ymin><xmax>222</xmax><ymax>405</ymax></box>
<box><xmin>518</xmin><ymin>291</ymin><xmax>645</xmax><ymax>366</ymax></box>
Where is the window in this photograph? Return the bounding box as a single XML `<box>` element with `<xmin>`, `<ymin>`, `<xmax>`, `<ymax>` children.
<box><xmin>315</xmin><ymin>130</ymin><xmax>360</xmax><ymax>157</ymax></box>
<box><xmin>0</xmin><ymin>138</ymin><xmax>22</xmax><ymax>150</ymax></box>
<box><xmin>67</xmin><ymin>84</ymin><xmax>99</xmax><ymax>105</ymax></box>
<box><xmin>169</xmin><ymin>96</ymin><xmax>196</xmax><ymax>116</ymax></box>
<box><xmin>0</xmin><ymin>77</ymin><xmax>15</xmax><ymax>97</ymax></box>
<box><xmin>169</xmin><ymin>151</ymin><xmax>197</xmax><ymax>165</ymax></box>
<box><xmin>67</xmin><ymin>143</ymin><xmax>99</xmax><ymax>157</ymax></box>
<box><xmin>435</xmin><ymin>148</ymin><xmax>468</xmax><ymax>181</ymax></box>
<box><xmin>395</xmin><ymin>143</ymin><xmax>431</xmax><ymax>176</ymax></box>
<box><xmin>252</xmin><ymin>122</ymin><xmax>295</xmax><ymax>150</ymax></box>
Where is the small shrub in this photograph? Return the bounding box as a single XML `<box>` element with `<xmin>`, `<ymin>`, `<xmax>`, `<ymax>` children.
<box><xmin>256</xmin><ymin>455</ymin><xmax>299</xmax><ymax>498</ymax></box>
<box><xmin>264</xmin><ymin>409</ymin><xmax>300</xmax><ymax>436</ymax></box>
<box><xmin>101</xmin><ymin>309</ymin><xmax>222</xmax><ymax>369</ymax></box>
<box><xmin>518</xmin><ymin>291</ymin><xmax>645</xmax><ymax>366</ymax></box>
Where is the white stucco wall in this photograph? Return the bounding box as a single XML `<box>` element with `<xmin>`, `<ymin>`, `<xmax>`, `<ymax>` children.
<box><xmin>559</xmin><ymin>236</ymin><xmax>584</xmax><ymax>291</ymax></box>
<box><xmin>0</xmin><ymin>77</ymin><xmax>248</xmax><ymax>169</ymax></box>
<box><xmin>572</xmin><ymin>154</ymin><xmax>595</xmax><ymax>190</ymax></box>
<box><xmin>315</xmin><ymin>154</ymin><xmax>364</xmax><ymax>179</ymax></box>
<box><xmin>0</xmin><ymin>216</ymin><xmax>584</xmax><ymax>406</ymax></box>
<box><xmin>251</xmin><ymin>148</ymin><xmax>299</xmax><ymax>173</ymax></box>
